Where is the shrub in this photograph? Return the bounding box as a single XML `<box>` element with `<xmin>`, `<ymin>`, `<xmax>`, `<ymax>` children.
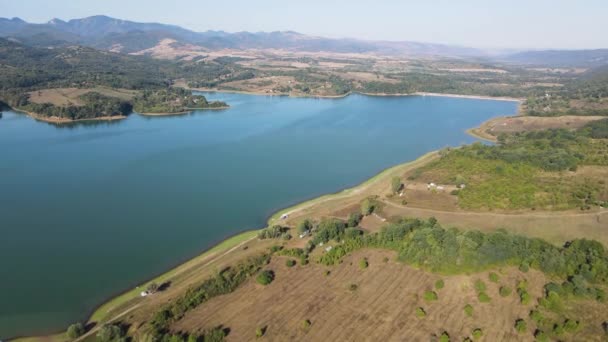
<box><xmin>359</xmin><ymin>258</ymin><xmax>369</xmax><ymax>269</ymax></box>
<box><xmin>347</xmin><ymin>213</ymin><xmax>363</xmax><ymax>227</ymax></box>
<box><xmin>286</xmin><ymin>259</ymin><xmax>296</xmax><ymax>267</ymax></box>
<box><xmin>424</xmin><ymin>290</ymin><xmax>438</xmax><ymax>301</ymax></box>
<box><xmin>478</xmin><ymin>292</ymin><xmax>491</xmax><ymax>303</ymax></box>
<box><xmin>361</xmin><ymin>198</ymin><xmax>375</xmax><ymax>215</ymax></box>
<box><xmin>256</xmin><ymin>270</ymin><xmax>275</xmax><ymax>285</ymax></box>
<box><xmin>296</xmin><ymin>219</ymin><xmax>313</xmax><ymax>233</ymax></box>
<box><xmin>474</xmin><ymin>279</ymin><xmax>486</xmax><ymax>293</ymax></box>
<box><xmin>519</xmin><ymin>262</ymin><xmax>530</xmax><ymax>272</ymax></box>
<box><xmin>515</xmin><ymin>319</ymin><xmax>527</xmax><ymax>333</ymax></box>
<box><xmin>602</xmin><ymin>321</ymin><xmax>608</xmax><ymax>334</ymax></box>
<box><xmin>415</xmin><ymin>307</ymin><xmax>426</xmax><ymax>318</ymax></box>
<box><xmin>301</xmin><ymin>319</ymin><xmax>311</xmax><ymax>330</ymax></box>
<box><xmin>391</xmin><ymin>176</ymin><xmax>402</xmax><ymax>193</ymax></box>
<box><xmin>439</xmin><ymin>332</ymin><xmax>450</xmax><ymax>342</ymax></box>
<box><xmin>472</xmin><ymin>328</ymin><xmax>483</xmax><ymax>340</ymax></box>
<box><xmin>529</xmin><ymin>310</ymin><xmax>543</xmax><ymax>323</ymax></box>
<box><xmin>564</xmin><ymin>319</ymin><xmax>579</xmax><ymax>333</ymax></box>
<box><xmin>66</xmin><ymin>322</ymin><xmax>85</xmax><ymax>339</ymax></box>
<box><xmin>435</xmin><ymin>279</ymin><xmax>445</xmax><ymax>289</ymax></box>
<box><xmin>383</xmin><ymin>257</ymin><xmax>389</xmax><ymax>263</ymax></box>
<box><xmin>464</xmin><ymin>304</ymin><xmax>473</xmax><ymax>317</ymax></box>
<box><xmin>258</xmin><ymin>225</ymin><xmax>288</xmax><ymax>239</ymax></box>
<box><xmin>349</xmin><ymin>283</ymin><xmax>358</xmax><ymax>291</ymax></box>
<box><xmin>553</xmin><ymin>323</ymin><xmax>564</xmax><ymax>336</ymax></box>
<box><xmin>97</xmin><ymin>324</ymin><xmax>125</xmax><ymax>342</ymax></box>
<box><xmin>534</xmin><ymin>329</ymin><xmax>548</xmax><ymax>342</ymax></box>
<box><xmin>499</xmin><ymin>286</ymin><xmax>512</xmax><ymax>297</ymax></box>
<box><xmin>489</xmin><ymin>272</ymin><xmax>500</xmax><ymax>283</ymax></box>
<box><xmin>324</xmin><ymin>270</ymin><xmax>330</xmax><ymax>276</ymax></box>
<box><xmin>518</xmin><ymin>288</ymin><xmax>531</xmax><ymax>305</ymax></box>
<box><xmin>256</xmin><ymin>326</ymin><xmax>266</xmax><ymax>338</ymax></box>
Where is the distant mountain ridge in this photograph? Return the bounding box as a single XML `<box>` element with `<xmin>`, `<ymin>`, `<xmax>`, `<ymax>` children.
<box><xmin>0</xmin><ymin>15</ymin><xmax>484</xmax><ymax>57</ymax></box>
<box><xmin>1</xmin><ymin>15</ymin><xmax>607</xmax><ymax>67</ymax></box>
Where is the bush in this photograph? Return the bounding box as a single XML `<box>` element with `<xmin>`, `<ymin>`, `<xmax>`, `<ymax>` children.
<box><xmin>464</xmin><ymin>304</ymin><xmax>474</xmax><ymax>317</ymax></box>
<box><xmin>347</xmin><ymin>212</ymin><xmax>363</xmax><ymax>227</ymax></box>
<box><xmin>415</xmin><ymin>307</ymin><xmax>426</xmax><ymax>318</ymax></box>
<box><xmin>435</xmin><ymin>279</ymin><xmax>445</xmax><ymax>289</ymax></box>
<box><xmin>564</xmin><ymin>319</ymin><xmax>579</xmax><ymax>333</ymax></box>
<box><xmin>439</xmin><ymin>332</ymin><xmax>450</xmax><ymax>342</ymax></box>
<box><xmin>474</xmin><ymin>279</ymin><xmax>486</xmax><ymax>293</ymax></box>
<box><xmin>286</xmin><ymin>259</ymin><xmax>296</xmax><ymax>267</ymax></box>
<box><xmin>472</xmin><ymin>328</ymin><xmax>483</xmax><ymax>340</ymax></box>
<box><xmin>489</xmin><ymin>272</ymin><xmax>500</xmax><ymax>283</ymax></box>
<box><xmin>391</xmin><ymin>176</ymin><xmax>402</xmax><ymax>193</ymax></box>
<box><xmin>301</xmin><ymin>319</ymin><xmax>311</xmax><ymax>330</ymax></box>
<box><xmin>359</xmin><ymin>258</ymin><xmax>369</xmax><ymax>269</ymax></box>
<box><xmin>478</xmin><ymin>292</ymin><xmax>491</xmax><ymax>303</ymax></box>
<box><xmin>553</xmin><ymin>323</ymin><xmax>565</xmax><ymax>336</ymax></box>
<box><xmin>534</xmin><ymin>329</ymin><xmax>549</xmax><ymax>342</ymax></box>
<box><xmin>258</xmin><ymin>225</ymin><xmax>288</xmax><ymax>239</ymax></box>
<box><xmin>361</xmin><ymin>198</ymin><xmax>375</xmax><ymax>215</ymax></box>
<box><xmin>66</xmin><ymin>322</ymin><xmax>85</xmax><ymax>339</ymax></box>
<box><xmin>97</xmin><ymin>324</ymin><xmax>125</xmax><ymax>342</ymax></box>
<box><xmin>499</xmin><ymin>286</ymin><xmax>512</xmax><ymax>297</ymax></box>
<box><xmin>518</xmin><ymin>288</ymin><xmax>531</xmax><ymax>305</ymax></box>
<box><xmin>515</xmin><ymin>319</ymin><xmax>527</xmax><ymax>333</ymax></box>
<box><xmin>349</xmin><ymin>283</ymin><xmax>358</xmax><ymax>291</ymax></box>
<box><xmin>256</xmin><ymin>326</ymin><xmax>266</xmax><ymax>338</ymax></box>
<box><xmin>424</xmin><ymin>290</ymin><xmax>438</xmax><ymax>301</ymax></box>
<box><xmin>324</xmin><ymin>270</ymin><xmax>331</xmax><ymax>276</ymax></box>
<box><xmin>256</xmin><ymin>270</ymin><xmax>275</xmax><ymax>285</ymax></box>
<box><xmin>530</xmin><ymin>310</ymin><xmax>543</xmax><ymax>323</ymax></box>
<box><xmin>296</xmin><ymin>219</ymin><xmax>313</xmax><ymax>233</ymax></box>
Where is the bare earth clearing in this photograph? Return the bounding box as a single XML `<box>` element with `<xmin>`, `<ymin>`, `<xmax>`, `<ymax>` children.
<box><xmin>28</xmin><ymin>87</ymin><xmax>137</xmax><ymax>106</ymax></box>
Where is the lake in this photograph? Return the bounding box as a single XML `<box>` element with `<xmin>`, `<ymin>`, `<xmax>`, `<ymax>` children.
<box><xmin>0</xmin><ymin>93</ymin><xmax>517</xmax><ymax>337</ymax></box>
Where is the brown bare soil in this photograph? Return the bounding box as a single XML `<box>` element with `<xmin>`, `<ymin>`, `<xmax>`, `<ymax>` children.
<box><xmin>172</xmin><ymin>249</ymin><xmax>549</xmax><ymax>341</ymax></box>
<box><xmin>28</xmin><ymin>87</ymin><xmax>137</xmax><ymax>106</ymax></box>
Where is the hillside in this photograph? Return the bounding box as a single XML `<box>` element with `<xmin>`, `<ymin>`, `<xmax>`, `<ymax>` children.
<box><xmin>0</xmin><ymin>15</ymin><xmax>484</xmax><ymax>57</ymax></box>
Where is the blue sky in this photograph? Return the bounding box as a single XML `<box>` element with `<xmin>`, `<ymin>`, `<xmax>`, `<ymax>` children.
<box><xmin>2</xmin><ymin>0</ymin><xmax>607</xmax><ymax>49</ymax></box>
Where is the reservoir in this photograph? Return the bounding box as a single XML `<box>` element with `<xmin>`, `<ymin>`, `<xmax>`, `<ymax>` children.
<box><xmin>0</xmin><ymin>92</ymin><xmax>517</xmax><ymax>337</ymax></box>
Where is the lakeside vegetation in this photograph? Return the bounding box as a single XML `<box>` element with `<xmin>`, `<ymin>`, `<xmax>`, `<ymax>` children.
<box><xmin>411</xmin><ymin>121</ymin><xmax>608</xmax><ymax>210</ymax></box>
<box><xmin>133</xmin><ymin>88</ymin><xmax>227</xmax><ymax>114</ymax></box>
<box><xmin>92</xmin><ymin>216</ymin><xmax>608</xmax><ymax>341</ymax></box>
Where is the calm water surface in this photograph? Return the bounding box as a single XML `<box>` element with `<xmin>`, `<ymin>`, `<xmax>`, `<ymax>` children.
<box><xmin>0</xmin><ymin>93</ymin><xmax>517</xmax><ymax>337</ymax></box>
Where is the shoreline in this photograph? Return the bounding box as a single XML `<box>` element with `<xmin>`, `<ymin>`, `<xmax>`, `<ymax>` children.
<box><xmin>11</xmin><ymin>108</ymin><xmax>127</xmax><ymax>123</ymax></box>
<box><xmin>13</xmin><ymin>91</ymin><xmax>518</xmax><ymax>341</ymax></box>
<box><xmin>190</xmin><ymin>86</ymin><xmax>522</xmax><ymax>102</ymax></box>
<box><xmin>137</xmin><ymin>106</ymin><xmax>230</xmax><ymax>116</ymax></box>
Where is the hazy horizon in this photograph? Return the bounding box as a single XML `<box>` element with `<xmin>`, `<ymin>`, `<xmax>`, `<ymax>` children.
<box><xmin>2</xmin><ymin>0</ymin><xmax>608</xmax><ymax>50</ymax></box>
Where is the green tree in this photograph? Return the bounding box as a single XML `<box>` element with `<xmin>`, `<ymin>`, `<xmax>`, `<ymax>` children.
<box><xmin>359</xmin><ymin>258</ymin><xmax>369</xmax><ymax>269</ymax></box>
<box><xmin>489</xmin><ymin>272</ymin><xmax>500</xmax><ymax>283</ymax></box>
<box><xmin>435</xmin><ymin>279</ymin><xmax>445</xmax><ymax>289</ymax></box>
<box><xmin>66</xmin><ymin>322</ymin><xmax>85</xmax><ymax>339</ymax></box>
<box><xmin>499</xmin><ymin>286</ymin><xmax>512</xmax><ymax>297</ymax></box>
<box><xmin>347</xmin><ymin>212</ymin><xmax>363</xmax><ymax>227</ymax></box>
<box><xmin>361</xmin><ymin>198</ymin><xmax>375</xmax><ymax>215</ymax></box>
<box><xmin>286</xmin><ymin>259</ymin><xmax>296</xmax><ymax>267</ymax></box>
<box><xmin>297</xmin><ymin>219</ymin><xmax>312</xmax><ymax>234</ymax></box>
<box><xmin>415</xmin><ymin>307</ymin><xmax>426</xmax><ymax>318</ymax></box>
<box><xmin>391</xmin><ymin>176</ymin><xmax>402</xmax><ymax>193</ymax></box>
<box><xmin>147</xmin><ymin>282</ymin><xmax>159</xmax><ymax>293</ymax></box>
<box><xmin>256</xmin><ymin>270</ymin><xmax>275</xmax><ymax>285</ymax></box>
<box><xmin>515</xmin><ymin>319</ymin><xmax>527</xmax><ymax>333</ymax></box>
<box><xmin>97</xmin><ymin>324</ymin><xmax>126</xmax><ymax>342</ymax></box>
<box><xmin>472</xmin><ymin>328</ymin><xmax>483</xmax><ymax>340</ymax></box>
<box><xmin>439</xmin><ymin>332</ymin><xmax>450</xmax><ymax>342</ymax></box>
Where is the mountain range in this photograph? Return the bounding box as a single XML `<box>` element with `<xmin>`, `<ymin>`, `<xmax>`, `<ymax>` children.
<box><xmin>1</xmin><ymin>15</ymin><xmax>608</xmax><ymax>67</ymax></box>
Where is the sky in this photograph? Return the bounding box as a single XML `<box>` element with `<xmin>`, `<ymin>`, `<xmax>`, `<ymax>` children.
<box><xmin>2</xmin><ymin>0</ymin><xmax>607</xmax><ymax>49</ymax></box>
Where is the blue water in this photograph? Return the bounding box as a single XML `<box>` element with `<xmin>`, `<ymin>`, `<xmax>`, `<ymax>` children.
<box><xmin>0</xmin><ymin>93</ymin><xmax>517</xmax><ymax>337</ymax></box>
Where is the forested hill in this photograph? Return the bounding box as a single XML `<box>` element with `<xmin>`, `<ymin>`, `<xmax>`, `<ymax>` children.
<box><xmin>0</xmin><ymin>38</ymin><xmax>231</xmax><ymax>120</ymax></box>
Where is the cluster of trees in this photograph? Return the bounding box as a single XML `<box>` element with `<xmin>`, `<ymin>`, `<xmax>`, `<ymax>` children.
<box><xmin>319</xmin><ymin>218</ymin><xmax>608</xmax><ymax>295</ymax></box>
<box><xmin>415</xmin><ymin>127</ymin><xmax>607</xmax><ymax>210</ymax></box>
<box><xmin>257</xmin><ymin>225</ymin><xmax>289</xmax><ymax>240</ymax></box>
<box><xmin>133</xmin><ymin>88</ymin><xmax>227</xmax><ymax>113</ymax></box>
<box><xmin>150</xmin><ymin>253</ymin><xmax>270</xmax><ymax>333</ymax></box>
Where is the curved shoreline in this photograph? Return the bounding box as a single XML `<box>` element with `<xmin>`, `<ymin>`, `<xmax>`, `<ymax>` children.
<box><xmin>13</xmin><ymin>93</ymin><xmax>519</xmax><ymax>341</ymax></box>
<box><xmin>137</xmin><ymin>106</ymin><xmax>230</xmax><ymax>116</ymax></box>
<box><xmin>189</xmin><ymin>87</ymin><xmax>523</xmax><ymax>102</ymax></box>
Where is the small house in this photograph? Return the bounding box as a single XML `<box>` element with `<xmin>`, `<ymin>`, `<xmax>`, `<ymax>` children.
<box><xmin>140</xmin><ymin>291</ymin><xmax>149</xmax><ymax>297</ymax></box>
<box><xmin>280</xmin><ymin>213</ymin><xmax>289</xmax><ymax>220</ymax></box>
